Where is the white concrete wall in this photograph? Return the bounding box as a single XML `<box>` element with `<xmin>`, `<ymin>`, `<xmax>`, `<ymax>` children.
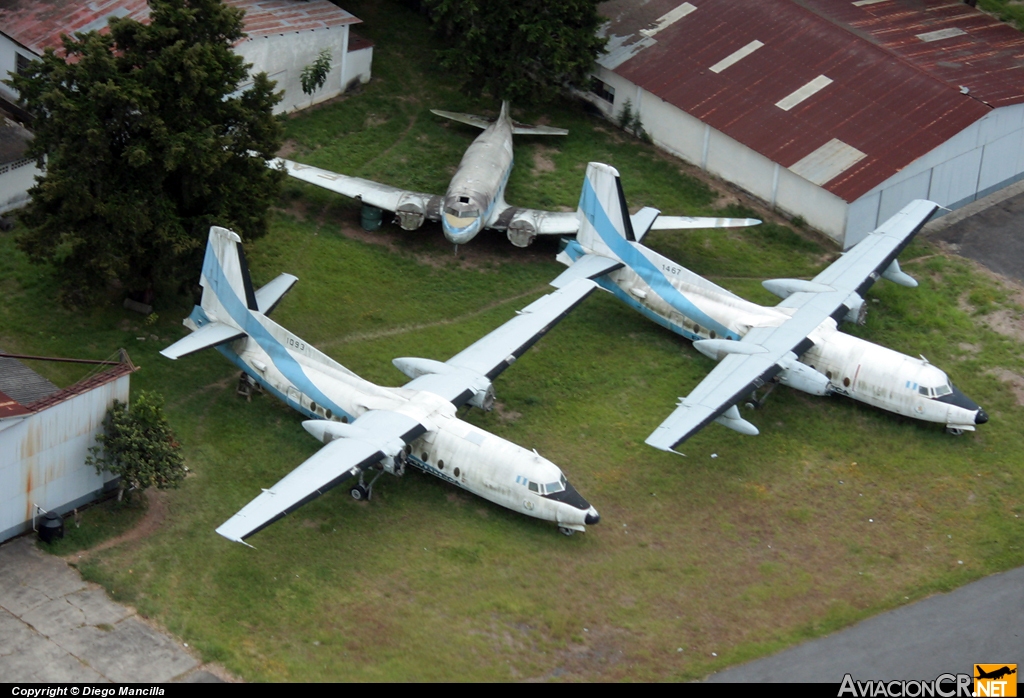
<box><xmin>236</xmin><ymin>24</ymin><xmax>371</xmax><ymax>114</ymax></box>
<box><xmin>846</xmin><ymin>103</ymin><xmax>1024</xmax><ymax>246</ymax></box>
<box><xmin>0</xmin><ymin>156</ymin><xmax>40</xmax><ymax>214</ymax></box>
<box><xmin>0</xmin><ymin>373</ymin><xmax>129</xmax><ymax>543</ymax></box>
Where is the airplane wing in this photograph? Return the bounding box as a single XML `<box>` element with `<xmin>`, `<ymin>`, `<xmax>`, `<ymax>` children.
<box><xmin>216</xmin><ymin>410</ymin><xmax>426</xmax><ymax>543</ymax></box>
<box><xmin>272</xmin><ymin>158</ymin><xmax>441</xmax><ymax>220</ymax></box>
<box><xmin>645</xmin><ymin>199</ymin><xmax>938</xmax><ymax>453</ymax></box>
<box><xmin>396</xmin><ymin>278</ymin><xmax>598</xmax><ymax>406</ymax></box>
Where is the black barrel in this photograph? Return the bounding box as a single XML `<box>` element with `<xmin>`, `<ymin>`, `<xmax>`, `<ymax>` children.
<box><xmin>38</xmin><ymin>511</ymin><xmax>64</xmax><ymax>544</ymax></box>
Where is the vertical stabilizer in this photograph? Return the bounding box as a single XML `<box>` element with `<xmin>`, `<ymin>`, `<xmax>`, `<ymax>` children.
<box><xmin>576</xmin><ymin>162</ymin><xmax>634</xmax><ymax>259</ymax></box>
<box><xmin>200</xmin><ymin>226</ymin><xmax>258</xmax><ymax>325</ymax></box>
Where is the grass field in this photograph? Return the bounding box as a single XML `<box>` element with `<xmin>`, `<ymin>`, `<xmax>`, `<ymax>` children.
<box><xmin>4</xmin><ymin>0</ymin><xmax>1024</xmax><ymax>681</ymax></box>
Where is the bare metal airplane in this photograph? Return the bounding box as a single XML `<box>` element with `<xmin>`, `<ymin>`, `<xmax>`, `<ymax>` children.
<box><xmin>552</xmin><ymin>163</ymin><xmax>988</xmax><ymax>453</ymax></box>
<box><xmin>272</xmin><ymin>102</ymin><xmax>760</xmax><ymax>247</ymax></box>
<box><xmin>161</xmin><ymin>228</ymin><xmax>601</xmax><ymax>541</ymax></box>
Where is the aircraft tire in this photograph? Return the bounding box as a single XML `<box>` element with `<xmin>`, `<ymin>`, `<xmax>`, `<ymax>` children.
<box><xmin>557</xmin><ymin>526</ymin><xmax>576</xmax><ymax>537</ymax></box>
<box><xmin>350</xmin><ymin>485</ymin><xmax>369</xmax><ymax>501</ymax></box>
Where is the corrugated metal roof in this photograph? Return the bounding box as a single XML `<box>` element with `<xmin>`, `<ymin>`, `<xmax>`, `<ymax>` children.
<box><xmin>598</xmin><ymin>0</ymin><xmax>1022</xmax><ymax>202</ymax></box>
<box><xmin>0</xmin><ymin>350</ymin><xmax>60</xmax><ymax>405</ymax></box>
<box><xmin>0</xmin><ymin>0</ymin><xmax>359</xmax><ymax>55</ymax></box>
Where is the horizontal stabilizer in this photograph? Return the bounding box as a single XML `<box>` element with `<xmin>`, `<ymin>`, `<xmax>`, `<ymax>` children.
<box><xmin>255</xmin><ymin>273</ymin><xmax>298</xmax><ymax>315</ymax></box>
<box><xmin>650</xmin><ymin>216</ymin><xmax>761</xmax><ymax>231</ymax></box>
<box><xmin>630</xmin><ymin>207</ymin><xmax>661</xmax><ymax>243</ymax></box>
<box><xmin>160</xmin><ymin>321</ymin><xmax>245</xmax><ymax>360</ymax></box>
<box><xmin>511</xmin><ymin>123</ymin><xmax>569</xmax><ymax>136</ymax></box>
<box><xmin>550</xmin><ymin>254</ymin><xmax>623</xmax><ymax>288</ymax></box>
<box><xmin>430</xmin><ymin>109</ymin><xmax>493</xmax><ymax>130</ymax></box>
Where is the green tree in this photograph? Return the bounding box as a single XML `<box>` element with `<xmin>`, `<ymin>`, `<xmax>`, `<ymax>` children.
<box><xmin>423</xmin><ymin>0</ymin><xmax>607</xmax><ymax>104</ymax></box>
<box><xmin>87</xmin><ymin>392</ymin><xmax>187</xmax><ymax>504</ymax></box>
<box><xmin>4</xmin><ymin>0</ymin><xmax>284</xmax><ymax>305</ymax></box>
<box><xmin>300</xmin><ymin>49</ymin><xmax>333</xmax><ymax>106</ymax></box>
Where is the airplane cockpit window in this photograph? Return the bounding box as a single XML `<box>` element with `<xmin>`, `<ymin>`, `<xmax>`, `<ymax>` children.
<box><xmin>445</xmin><ymin>206</ymin><xmax>480</xmax><ymax>219</ymax></box>
<box><xmin>917</xmin><ymin>381</ymin><xmax>953</xmax><ymax>399</ymax></box>
<box><xmin>517</xmin><ymin>474</ymin><xmax>567</xmax><ymax>495</ymax></box>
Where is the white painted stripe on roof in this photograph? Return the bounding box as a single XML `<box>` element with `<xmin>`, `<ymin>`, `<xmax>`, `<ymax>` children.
<box><xmin>640</xmin><ymin>3</ymin><xmax>697</xmax><ymax>38</ymax></box>
<box><xmin>775</xmin><ymin>75</ymin><xmax>833</xmax><ymax>111</ymax></box>
<box><xmin>789</xmin><ymin>139</ymin><xmax>867</xmax><ymax>186</ymax></box>
<box><xmin>709</xmin><ymin>40</ymin><xmax>764</xmax><ymax>74</ymax></box>
<box><xmin>852</xmin><ymin>0</ymin><xmax>890</xmax><ymax>7</ymax></box>
<box><xmin>916</xmin><ymin>27</ymin><xmax>967</xmax><ymax>42</ymax></box>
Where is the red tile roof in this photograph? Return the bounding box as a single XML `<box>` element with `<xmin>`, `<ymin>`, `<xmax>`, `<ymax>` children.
<box><xmin>599</xmin><ymin>0</ymin><xmax>1024</xmax><ymax>202</ymax></box>
<box><xmin>0</xmin><ymin>0</ymin><xmax>359</xmax><ymax>54</ymax></box>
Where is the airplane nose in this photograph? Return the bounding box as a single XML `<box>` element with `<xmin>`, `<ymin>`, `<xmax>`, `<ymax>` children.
<box><xmin>976</xmin><ymin>408</ymin><xmax>989</xmax><ymax>425</ymax></box>
<box><xmin>585</xmin><ymin>506</ymin><xmax>600</xmax><ymax>525</ymax></box>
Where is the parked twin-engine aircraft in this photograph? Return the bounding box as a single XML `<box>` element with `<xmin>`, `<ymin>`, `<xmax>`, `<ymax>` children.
<box><xmin>272</xmin><ymin>102</ymin><xmax>760</xmax><ymax>247</ymax></box>
<box><xmin>552</xmin><ymin>163</ymin><xmax>988</xmax><ymax>453</ymax></box>
<box><xmin>161</xmin><ymin>227</ymin><xmax>601</xmax><ymax>541</ymax></box>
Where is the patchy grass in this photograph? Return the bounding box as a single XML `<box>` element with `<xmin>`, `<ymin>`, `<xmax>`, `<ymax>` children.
<box><xmin>4</xmin><ymin>0</ymin><xmax>1023</xmax><ymax>682</ymax></box>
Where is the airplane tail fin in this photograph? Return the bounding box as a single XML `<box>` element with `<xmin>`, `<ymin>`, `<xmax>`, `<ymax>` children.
<box><xmin>160</xmin><ymin>227</ymin><xmax>256</xmax><ymax>360</ymax></box>
<box><xmin>200</xmin><ymin>226</ymin><xmax>259</xmax><ymax>321</ymax></box>
<box><xmin>575</xmin><ymin>162</ymin><xmax>635</xmax><ymax>259</ymax></box>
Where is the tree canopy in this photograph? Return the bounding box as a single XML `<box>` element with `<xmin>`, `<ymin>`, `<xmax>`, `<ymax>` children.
<box><xmin>87</xmin><ymin>391</ymin><xmax>186</xmax><ymax>503</ymax></box>
<box><xmin>423</xmin><ymin>0</ymin><xmax>607</xmax><ymax>104</ymax></box>
<box><xmin>4</xmin><ymin>0</ymin><xmax>283</xmax><ymax>305</ymax></box>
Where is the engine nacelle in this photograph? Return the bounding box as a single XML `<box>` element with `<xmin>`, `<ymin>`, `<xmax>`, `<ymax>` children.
<box><xmin>778</xmin><ymin>360</ymin><xmax>831</xmax><ymax>396</ymax></box>
<box><xmin>395</xmin><ymin>193</ymin><xmax>427</xmax><ymax>230</ymax></box>
<box><xmin>507</xmin><ymin>212</ymin><xmax>538</xmax><ymax>248</ymax></box>
<box><xmin>392</xmin><ymin>357</ymin><xmax>496</xmax><ymax>411</ymax></box>
<box><xmin>843</xmin><ymin>292</ymin><xmax>866</xmax><ymax>325</ymax></box>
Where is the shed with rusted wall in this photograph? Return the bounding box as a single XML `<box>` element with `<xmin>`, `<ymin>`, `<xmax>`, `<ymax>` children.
<box><xmin>0</xmin><ymin>354</ymin><xmax>133</xmax><ymax>543</ymax></box>
<box><xmin>589</xmin><ymin>0</ymin><xmax>1024</xmax><ymax>247</ymax></box>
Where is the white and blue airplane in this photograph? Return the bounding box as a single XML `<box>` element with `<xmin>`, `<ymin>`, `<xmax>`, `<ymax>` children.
<box><xmin>273</xmin><ymin>102</ymin><xmax>760</xmax><ymax>247</ymax></box>
<box><xmin>161</xmin><ymin>227</ymin><xmax>601</xmax><ymax>541</ymax></box>
<box><xmin>552</xmin><ymin>163</ymin><xmax>988</xmax><ymax>453</ymax></box>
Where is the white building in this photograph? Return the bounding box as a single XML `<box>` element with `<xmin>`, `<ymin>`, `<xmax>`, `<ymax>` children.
<box><xmin>589</xmin><ymin>0</ymin><xmax>1024</xmax><ymax>247</ymax></box>
<box><xmin>0</xmin><ymin>0</ymin><xmax>373</xmax><ymax>116</ymax></box>
<box><xmin>0</xmin><ymin>351</ymin><xmax>134</xmax><ymax>544</ymax></box>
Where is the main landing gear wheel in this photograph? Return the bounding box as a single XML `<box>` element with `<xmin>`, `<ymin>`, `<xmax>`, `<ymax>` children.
<box><xmin>350</xmin><ymin>485</ymin><xmax>369</xmax><ymax>501</ymax></box>
<box><xmin>558</xmin><ymin>526</ymin><xmax>576</xmax><ymax>537</ymax></box>
<box><xmin>946</xmin><ymin>427</ymin><xmax>964</xmax><ymax>436</ymax></box>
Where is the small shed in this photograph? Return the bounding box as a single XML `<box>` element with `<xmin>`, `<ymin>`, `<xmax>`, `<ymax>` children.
<box><xmin>0</xmin><ymin>350</ymin><xmax>135</xmax><ymax>543</ymax></box>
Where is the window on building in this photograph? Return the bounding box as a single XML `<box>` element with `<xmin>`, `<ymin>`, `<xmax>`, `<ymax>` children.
<box><xmin>590</xmin><ymin>77</ymin><xmax>615</xmax><ymax>105</ymax></box>
<box><xmin>15</xmin><ymin>53</ymin><xmax>33</xmax><ymax>76</ymax></box>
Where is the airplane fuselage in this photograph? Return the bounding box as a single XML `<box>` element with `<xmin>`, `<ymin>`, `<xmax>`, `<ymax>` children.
<box><xmin>190</xmin><ymin>305</ymin><xmax>598</xmax><ymax>531</ymax></box>
<box><xmin>563</xmin><ymin>238</ymin><xmax>986</xmax><ymax>432</ymax></box>
<box><xmin>441</xmin><ymin>114</ymin><xmax>515</xmax><ymax>245</ymax></box>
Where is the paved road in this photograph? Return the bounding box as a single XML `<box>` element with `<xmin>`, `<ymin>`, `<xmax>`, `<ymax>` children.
<box><xmin>925</xmin><ymin>179</ymin><xmax>1024</xmax><ymax>285</ymax></box>
<box><xmin>706</xmin><ymin>566</ymin><xmax>1024</xmax><ymax>682</ymax></box>
<box><xmin>0</xmin><ymin>536</ymin><xmax>222</xmax><ymax>683</ymax></box>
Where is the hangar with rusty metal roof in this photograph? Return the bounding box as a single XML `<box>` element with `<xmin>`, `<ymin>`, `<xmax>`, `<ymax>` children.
<box><xmin>589</xmin><ymin>0</ymin><xmax>1024</xmax><ymax>247</ymax></box>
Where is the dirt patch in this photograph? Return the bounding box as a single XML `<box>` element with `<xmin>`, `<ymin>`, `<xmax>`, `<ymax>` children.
<box><xmin>494</xmin><ymin>401</ymin><xmax>521</xmax><ymax>425</ymax></box>
<box><xmin>990</xmin><ymin>368</ymin><xmax>1024</xmax><ymax>406</ymax></box>
<box><xmin>365</xmin><ymin>113</ymin><xmax>388</xmax><ymax>128</ymax></box>
<box><xmin>65</xmin><ymin>489</ymin><xmax>168</xmax><ymax>564</ymax></box>
<box><xmin>277</xmin><ymin>139</ymin><xmax>300</xmax><ymax>159</ymax></box>
<box><xmin>532</xmin><ymin>145</ymin><xmax>558</xmax><ymax>174</ymax></box>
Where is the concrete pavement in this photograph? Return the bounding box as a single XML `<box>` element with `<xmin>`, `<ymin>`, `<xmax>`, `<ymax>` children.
<box><xmin>0</xmin><ymin>535</ymin><xmax>219</xmax><ymax>683</ymax></box>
